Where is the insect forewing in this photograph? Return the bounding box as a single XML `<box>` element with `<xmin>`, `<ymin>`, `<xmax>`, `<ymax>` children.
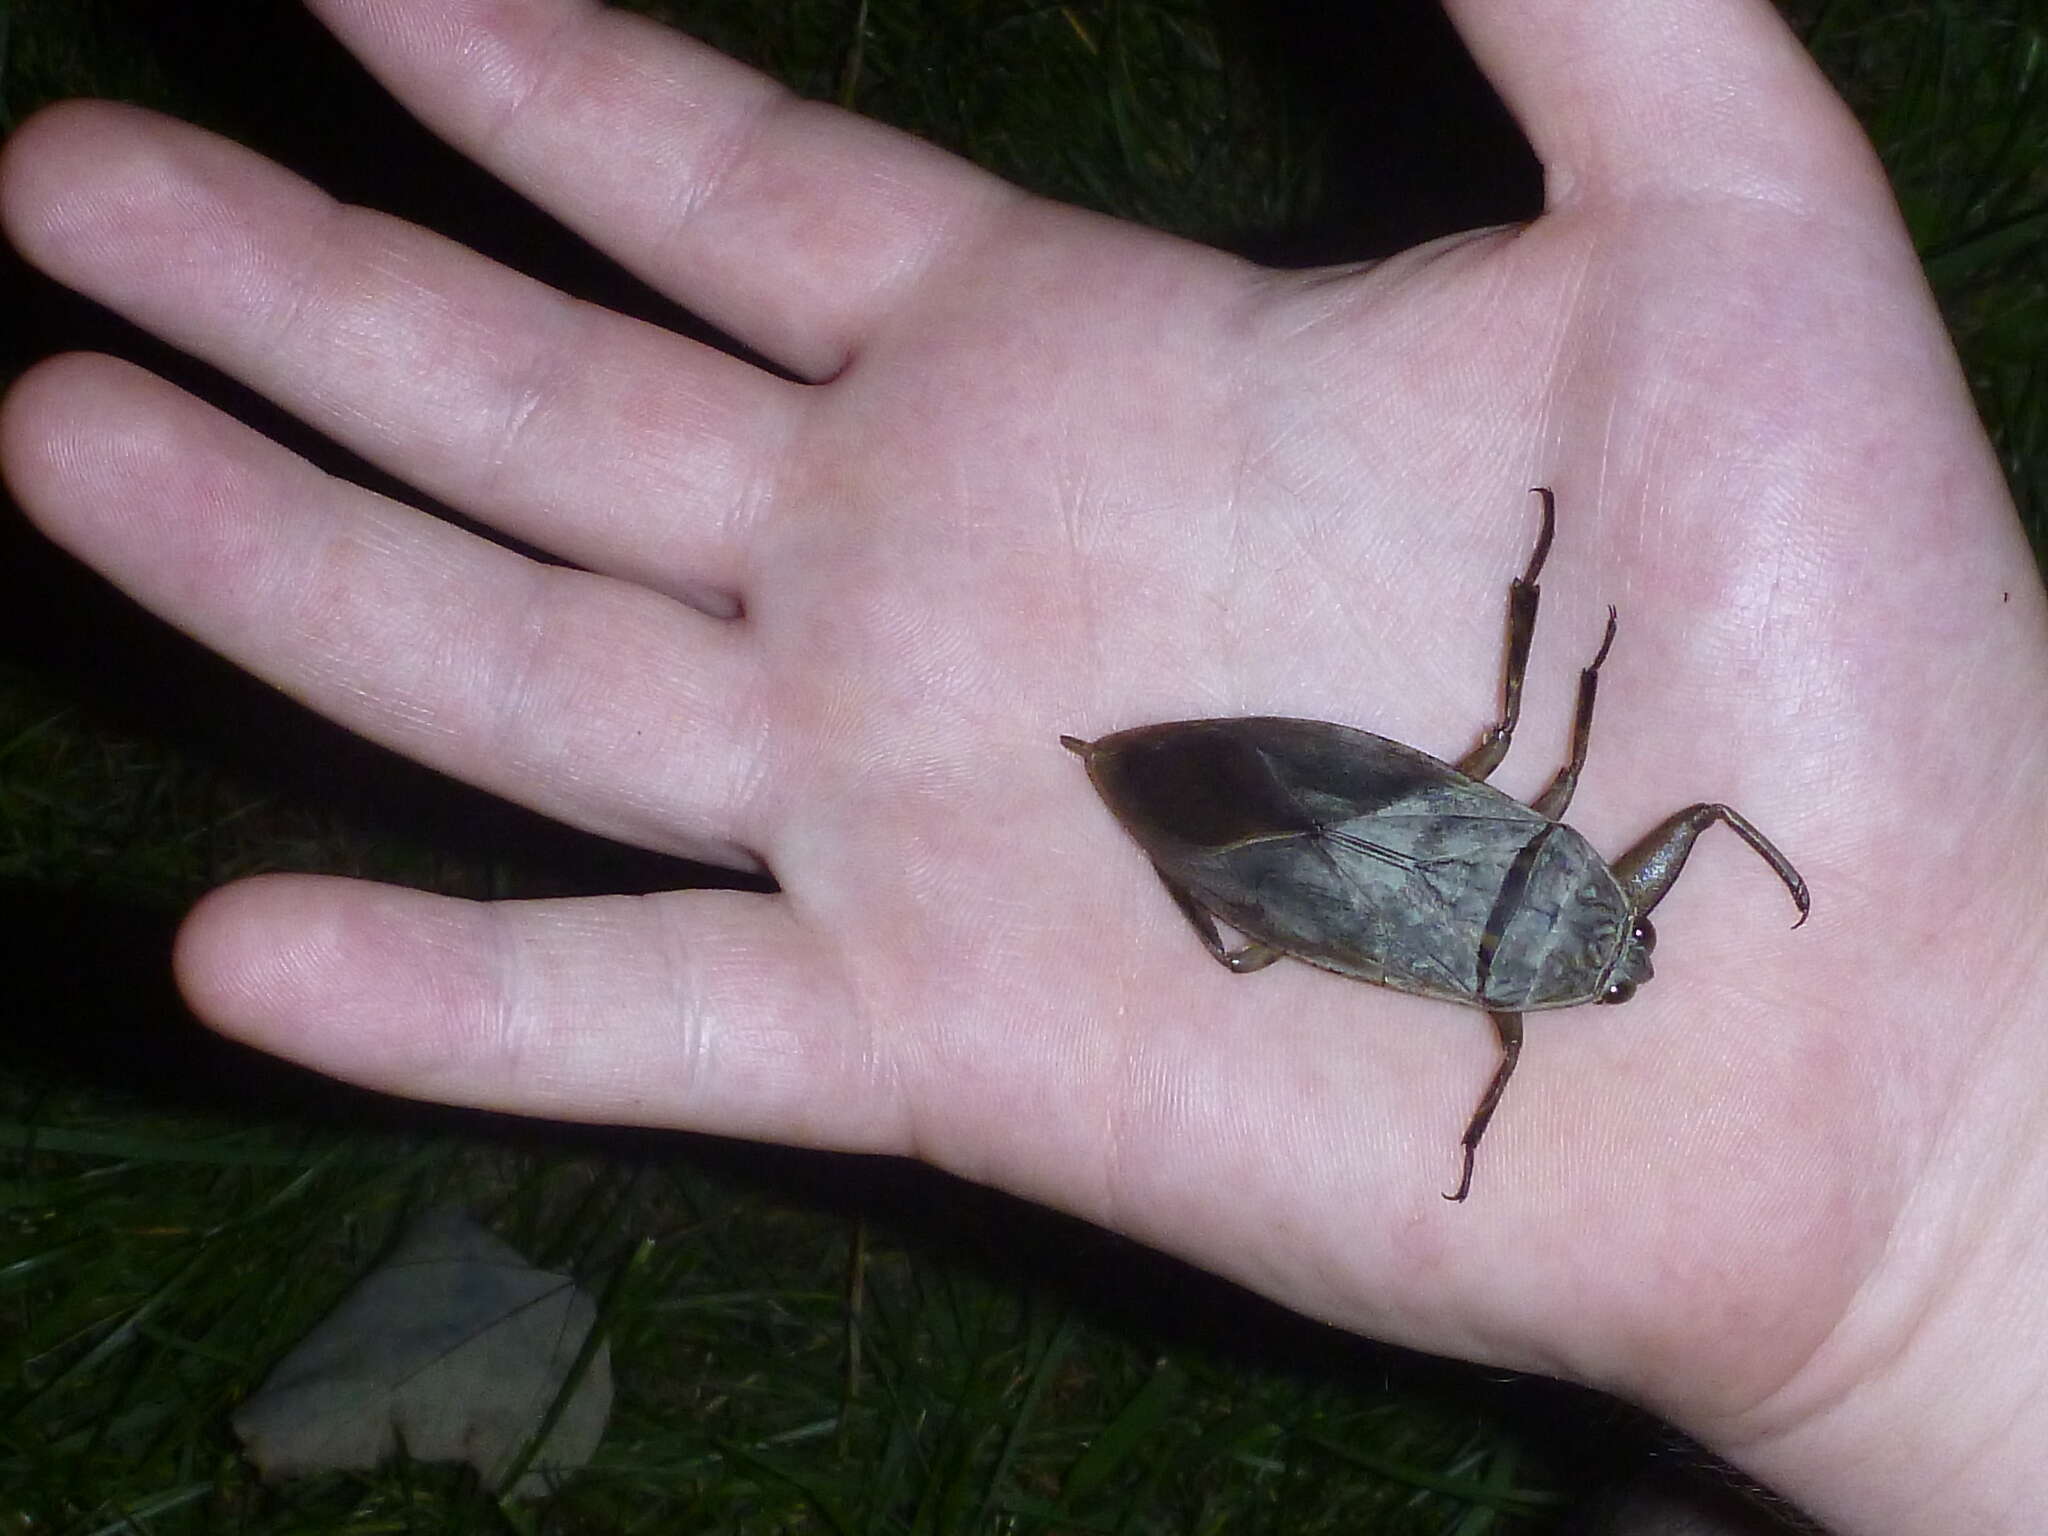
<box><xmin>1076</xmin><ymin>718</ymin><xmax>1629</xmax><ymax>1008</ymax></box>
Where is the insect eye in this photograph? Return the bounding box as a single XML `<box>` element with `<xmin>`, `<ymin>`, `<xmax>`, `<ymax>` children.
<box><xmin>1602</xmin><ymin>977</ymin><xmax>1637</xmax><ymax>1005</ymax></box>
<box><xmin>1634</xmin><ymin>917</ymin><xmax>1657</xmax><ymax>954</ymax></box>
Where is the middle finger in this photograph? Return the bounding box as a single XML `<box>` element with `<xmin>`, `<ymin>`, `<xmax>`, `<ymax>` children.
<box><xmin>4</xmin><ymin>102</ymin><xmax>796</xmax><ymax>611</ymax></box>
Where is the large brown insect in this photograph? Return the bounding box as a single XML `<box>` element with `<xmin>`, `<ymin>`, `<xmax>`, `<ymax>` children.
<box><xmin>1062</xmin><ymin>490</ymin><xmax>1808</xmax><ymax>1200</ymax></box>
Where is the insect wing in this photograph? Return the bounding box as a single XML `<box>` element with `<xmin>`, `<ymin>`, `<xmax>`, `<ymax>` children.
<box><xmin>1077</xmin><ymin>718</ymin><xmax>1633</xmax><ymax>1007</ymax></box>
<box><xmin>1080</xmin><ymin>719</ymin><xmax>1539</xmax><ymax>1002</ymax></box>
<box><xmin>1187</xmin><ymin>787</ymin><xmax>1547</xmax><ymax>1002</ymax></box>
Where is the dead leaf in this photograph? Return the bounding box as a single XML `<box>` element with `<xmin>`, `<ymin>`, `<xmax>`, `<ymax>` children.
<box><xmin>232</xmin><ymin>1205</ymin><xmax>612</xmax><ymax>1498</ymax></box>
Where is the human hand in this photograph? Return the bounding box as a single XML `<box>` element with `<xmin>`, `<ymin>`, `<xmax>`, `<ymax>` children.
<box><xmin>4</xmin><ymin>3</ymin><xmax>2043</xmax><ymax>1531</ymax></box>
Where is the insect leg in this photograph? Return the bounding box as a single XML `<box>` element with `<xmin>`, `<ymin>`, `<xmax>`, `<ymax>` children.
<box><xmin>1445</xmin><ymin>1010</ymin><xmax>1523</xmax><ymax>1202</ymax></box>
<box><xmin>1529</xmin><ymin>607</ymin><xmax>1618</xmax><ymax>820</ymax></box>
<box><xmin>1455</xmin><ymin>488</ymin><xmax>1556</xmax><ymax>782</ymax></box>
<box><xmin>1611</xmin><ymin>805</ymin><xmax>1811</xmax><ymax>927</ymax></box>
<box><xmin>1159</xmin><ymin>873</ymin><xmax>1285</xmax><ymax>972</ymax></box>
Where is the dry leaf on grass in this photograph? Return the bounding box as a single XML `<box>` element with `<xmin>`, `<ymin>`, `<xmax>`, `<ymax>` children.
<box><xmin>232</xmin><ymin>1205</ymin><xmax>612</xmax><ymax>1497</ymax></box>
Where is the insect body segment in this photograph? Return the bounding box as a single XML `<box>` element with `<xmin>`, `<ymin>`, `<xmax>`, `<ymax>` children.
<box><xmin>1062</xmin><ymin>489</ymin><xmax>1808</xmax><ymax>1202</ymax></box>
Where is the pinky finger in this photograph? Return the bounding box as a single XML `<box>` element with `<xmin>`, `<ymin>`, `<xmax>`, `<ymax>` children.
<box><xmin>175</xmin><ymin>873</ymin><xmax>906</xmax><ymax>1151</ymax></box>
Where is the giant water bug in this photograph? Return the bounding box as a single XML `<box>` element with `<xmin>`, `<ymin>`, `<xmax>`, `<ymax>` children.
<box><xmin>1062</xmin><ymin>489</ymin><xmax>1809</xmax><ymax>1200</ymax></box>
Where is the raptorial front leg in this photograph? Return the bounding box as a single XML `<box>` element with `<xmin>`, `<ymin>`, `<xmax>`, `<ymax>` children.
<box><xmin>1161</xmin><ymin>874</ymin><xmax>1285</xmax><ymax>972</ymax></box>
<box><xmin>1446</xmin><ymin>1010</ymin><xmax>1524</xmax><ymax>1202</ymax></box>
<box><xmin>1529</xmin><ymin>607</ymin><xmax>1618</xmax><ymax>821</ymax></box>
<box><xmin>1611</xmin><ymin>804</ymin><xmax>1811</xmax><ymax>925</ymax></box>
<box><xmin>1456</xmin><ymin>488</ymin><xmax>1556</xmax><ymax>783</ymax></box>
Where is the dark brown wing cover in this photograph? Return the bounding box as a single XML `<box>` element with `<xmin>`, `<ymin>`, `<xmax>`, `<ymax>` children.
<box><xmin>1077</xmin><ymin>718</ymin><xmax>1631</xmax><ymax>1009</ymax></box>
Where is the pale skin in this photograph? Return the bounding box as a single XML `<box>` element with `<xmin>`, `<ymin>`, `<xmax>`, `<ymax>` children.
<box><xmin>2</xmin><ymin>0</ymin><xmax>2045</xmax><ymax>1529</ymax></box>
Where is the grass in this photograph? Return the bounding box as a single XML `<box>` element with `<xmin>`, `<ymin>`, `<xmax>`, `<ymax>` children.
<box><xmin>1</xmin><ymin>1</ymin><xmax>2042</xmax><ymax>1531</ymax></box>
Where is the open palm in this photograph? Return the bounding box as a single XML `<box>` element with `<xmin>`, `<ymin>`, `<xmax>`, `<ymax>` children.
<box><xmin>6</xmin><ymin>2</ymin><xmax>2044</xmax><ymax>1528</ymax></box>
